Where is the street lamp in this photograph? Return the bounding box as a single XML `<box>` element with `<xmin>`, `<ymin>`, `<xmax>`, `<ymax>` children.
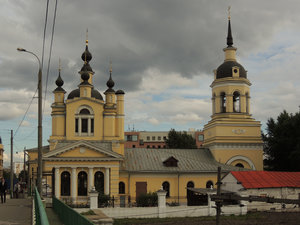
<box><xmin>17</xmin><ymin>48</ymin><xmax>43</xmax><ymax>194</ymax></box>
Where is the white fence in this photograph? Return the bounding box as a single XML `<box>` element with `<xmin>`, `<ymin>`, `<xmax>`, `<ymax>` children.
<box><xmin>98</xmin><ymin>204</ymin><xmax>246</xmax><ymax>219</ymax></box>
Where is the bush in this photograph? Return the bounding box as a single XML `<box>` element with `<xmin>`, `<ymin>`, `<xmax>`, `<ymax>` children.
<box><xmin>136</xmin><ymin>192</ymin><xmax>158</xmax><ymax>207</ymax></box>
<box><xmin>98</xmin><ymin>193</ymin><xmax>110</xmax><ymax>207</ymax></box>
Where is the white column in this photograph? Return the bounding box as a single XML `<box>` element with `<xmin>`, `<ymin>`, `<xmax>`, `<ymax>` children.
<box><xmin>157</xmin><ymin>188</ymin><xmax>167</xmax><ymax>218</ymax></box>
<box><xmin>88</xmin><ymin>118</ymin><xmax>91</xmax><ymax>136</ymax></box>
<box><xmin>88</xmin><ymin>167</ymin><xmax>94</xmax><ymax>192</ymax></box>
<box><xmin>78</xmin><ymin>118</ymin><xmax>82</xmax><ymax>136</ymax></box>
<box><xmin>71</xmin><ymin>167</ymin><xmax>77</xmax><ymax>202</ymax></box>
<box><xmin>55</xmin><ymin>167</ymin><xmax>60</xmax><ymax>198</ymax></box>
<box><xmin>104</xmin><ymin>168</ymin><xmax>110</xmax><ymax>195</ymax></box>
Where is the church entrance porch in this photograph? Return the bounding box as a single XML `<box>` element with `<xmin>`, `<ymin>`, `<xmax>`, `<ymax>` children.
<box><xmin>51</xmin><ymin>166</ymin><xmax>111</xmax><ymax>204</ymax></box>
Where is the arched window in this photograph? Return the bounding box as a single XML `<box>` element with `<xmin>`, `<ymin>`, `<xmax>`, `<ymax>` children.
<box><xmin>78</xmin><ymin>171</ymin><xmax>87</xmax><ymax>196</ymax></box>
<box><xmin>61</xmin><ymin>171</ymin><xmax>70</xmax><ymax>196</ymax></box>
<box><xmin>206</xmin><ymin>180</ymin><xmax>214</xmax><ymax>189</ymax></box>
<box><xmin>233</xmin><ymin>91</ymin><xmax>240</xmax><ymax>112</ymax></box>
<box><xmin>75</xmin><ymin>106</ymin><xmax>94</xmax><ymax>136</ymax></box>
<box><xmin>119</xmin><ymin>182</ymin><xmax>125</xmax><ymax>194</ymax></box>
<box><xmin>162</xmin><ymin>181</ymin><xmax>170</xmax><ymax>197</ymax></box>
<box><xmin>186</xmin><ymin>181</ymin><xmax>194</xmax><ymax>206</ymax></box>
<box><xmin>220</xmin><ymin>92</ymin><xmax>226</xmax><ymax>113</ymax></box>
<box><xmin>94</xmin><ymin>171</ymin><xmax>104</xmax><ymax>194</ymax></box>
<box><xmin>235</xmin><ymin>163</ymin><xmax>244</xmax><ymax>168</ymax></box>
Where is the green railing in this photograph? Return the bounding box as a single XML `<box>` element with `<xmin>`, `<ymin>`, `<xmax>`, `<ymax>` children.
<box><xmin>34</xmin><ymin>187</ymin><xmax>50</xmax><ymax>225</ymax></box>
<box><xmin>52</xmin><ymin>197</ymin><xmax>95</xmax><ymax>225</ymax></box>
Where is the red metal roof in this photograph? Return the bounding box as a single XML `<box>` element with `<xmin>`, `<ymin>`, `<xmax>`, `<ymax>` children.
<box><xmin>230</xmin><ymin>171</ymin><xmax>300</xmax><ymax>189</ymax></box>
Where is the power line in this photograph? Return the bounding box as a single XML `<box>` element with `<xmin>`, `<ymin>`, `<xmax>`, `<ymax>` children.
<box><xmin>41</xmin><ymin>0</ymin><xmax>50</xmax><ymax>69</ymax></box>
<box><xmin>43</xmin><ymin>0</ymin><xmax>58</xmax><ymax>114</ymax></box>
<box><xmin>13</xmin><ymin>88</ymin><xmax>38</xmax><ymax>138</ymax></box>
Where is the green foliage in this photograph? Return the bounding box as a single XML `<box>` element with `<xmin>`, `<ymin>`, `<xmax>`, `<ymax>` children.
<box><xmin>80</xmin><ymin>210</ymin><xmax>96</xmax><ymax>215</ymax></box>
<box><xmin>98</xmin><ymin>193</ymin><xmax>110</xmax><ymax>207</ymax></box>
<box><xmin>136</xmin><ymin>192</ymin><xmax>158</xmax><ymax>207</ymax></box>
<box><xmin>18</xmin><ymin>170</ymin><xmax>28</xmax><ymax>181</ymax></box>
<box><xmin>263</xmin><ymin>109</ymin><xmax>300</xmax><ymax>171</ymax></box>
<box><xmin>3</xmin><ymin>170</ymin><xmax>17</xmax><ymax>180</ymax></box>
<box><xmin>165</xmin><ymin>129</ymin><xmax>197</xmax><ymax>149</ymax></box>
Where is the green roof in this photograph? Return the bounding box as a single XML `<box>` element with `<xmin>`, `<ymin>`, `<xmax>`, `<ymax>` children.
<box><xmin>123</xmin><ymin>148</ymin><xmax>245</xmax><ymax>173</ymax></box>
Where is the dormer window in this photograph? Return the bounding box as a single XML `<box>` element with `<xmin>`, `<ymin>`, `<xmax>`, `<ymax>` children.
<box><xmin>75</xmin><ymin>106</ymin><xmax>94</xmax><ymax>136</ymax></box>
<box><xmin>163</xmin><ymin>156</ymin><xmax>178</xmax><ymax>167</ymax></box>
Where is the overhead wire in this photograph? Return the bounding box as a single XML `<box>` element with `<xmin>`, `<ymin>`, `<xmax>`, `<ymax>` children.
<box><xmin>13</xmin><ymin>88</ymin><xmax>38</xmax><ymax>138</ymax></box>
<box><xmin>41</xmin><ymin>0</ymin><xmax>50</xmax><ymax>69</ymax></box>
<box><xmin>43</xmin><ymin>0</ymin><xmax>58</xmax><ymax>114</ymax></box>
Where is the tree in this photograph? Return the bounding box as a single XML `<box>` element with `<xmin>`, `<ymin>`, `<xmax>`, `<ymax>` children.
<box><xmin>263</xmin><ymin>110</ymin><xmax>300</xmax><ymax>171</ymax></box>
<box><xmin>18</xmin><ymin>170</ymin><xmax>28</xmax><ymax>182</ymax></box>
<box><xmin>165</xmin><ymin>129</ymin><xmax>197</xmax><ymax>149</ymax></box>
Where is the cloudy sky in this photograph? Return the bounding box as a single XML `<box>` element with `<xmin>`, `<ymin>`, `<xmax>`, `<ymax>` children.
<box><xmin>1</xmin><ymin>0</ymin><xmax>300</xmax><ymax>164</ymax></box>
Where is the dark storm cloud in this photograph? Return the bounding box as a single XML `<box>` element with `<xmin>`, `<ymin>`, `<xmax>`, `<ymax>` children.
<box><xmin>2</xmin><ymin>0</ymin><xmax>300</xmax><ymax>94</ymax></box>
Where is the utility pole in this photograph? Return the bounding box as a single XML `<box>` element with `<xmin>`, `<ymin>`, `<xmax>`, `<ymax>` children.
<box><xmin>216</xmin><ymin>166</ymin><xmax>222</xmax><ymax>225</ymax></box>
<box><xmin>17</xmin><ymin>48</ymin><xmax>43</xmax><ymax>194</ymax></box>
<box><xmin>23</xmin><ymin>147</ymin><xmax>26</xmax><ymax>182</ymax></box>
<box><xmin>10</xmin><ymin>130</ymin><xmax>13</xmax><ymax>198</ymax></box>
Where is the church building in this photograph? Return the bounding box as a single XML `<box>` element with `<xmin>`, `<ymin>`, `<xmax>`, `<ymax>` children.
<box><xmin>27</xmin><ymin>14</ymin><xmax>263</xmax><ymax>205</ymax></box>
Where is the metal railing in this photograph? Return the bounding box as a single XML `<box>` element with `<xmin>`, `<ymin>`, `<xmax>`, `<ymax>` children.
<box><xmin>53</xmin><ymin>196</ymin><xmax>95</xmax><ymax>225</ymax></box>
<box><xmin>34</xmin><ymin>187</ymin><xmax>50</xmax><ymax>225</ymax></box>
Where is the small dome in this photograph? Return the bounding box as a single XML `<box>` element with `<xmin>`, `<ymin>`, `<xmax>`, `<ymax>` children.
<box><xmin>80</xmin><ymin>63</ymin><xmax>93</xmax><ymax>73</ymax></box>
<box><xmin>91</xmin><ymin>89</ymin><xmax>103</xmax><ymax>100</ymax></box>
<box><xmin>81</xmin><ymin>46</ymin><xmax>92</xmax><ymax>62</ymax></box>
<box><xmin>116</xmin><ymin>90</ymin><xmax>125</xmax><ymax>95</ymax></box>
<box><xmin>67</xmin><ymin>88</ymin><xmax>103</xmax><ymax>100</ymax></box>
<box><xmin>55</xmin><ymin>73</ymin><xmax>64</xmax><ymax>87</ymax></box>
<box><xmin>216</xmin><ymin>61</ymin><xmax>247</xmax><ymax>79</ymax></box>
<box><xmin>67</xmin><ymin>89</ymin><xmax>80</xmax><ymax>99</ymax></box>
<box><xmin>81</xmin><ymin>70</ymin><xmax>90</xmax><ymax>81</ymax></box>
<box><xmin>106</xmin><ymin>76</ymin><xmax>115</xmax><ymax>89</ymax></box>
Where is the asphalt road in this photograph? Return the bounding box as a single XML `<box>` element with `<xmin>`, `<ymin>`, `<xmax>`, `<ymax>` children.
<box><xmin>0</xmin><ymin>198</ymin><xmax>32</xmax><ymax>225</ymax></box>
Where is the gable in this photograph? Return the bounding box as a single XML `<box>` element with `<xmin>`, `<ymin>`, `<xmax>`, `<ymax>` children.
<box><xmin>43</xmin><ymin>140</ymin><xmax>123</xmax><ymax>160</ymax></box>
<box><xmin>57</xmin><ymin>147</ymin><xmax>107</xmax><ymax>158</ymax></box>
<box><xmin>163</xmin><ymin>156</ymin><xmax>178</xmax><ymax>167</ymax></box>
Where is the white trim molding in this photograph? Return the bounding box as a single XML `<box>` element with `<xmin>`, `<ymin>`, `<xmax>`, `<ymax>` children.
<box><xmin>226</xmin><ymin>155</ymin><xmax>256</xmax><ymax>170</ymax></box>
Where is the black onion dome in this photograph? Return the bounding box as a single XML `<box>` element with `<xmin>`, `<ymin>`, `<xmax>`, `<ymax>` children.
<box><xmin>81</xmin><ymin>70</ymin><xmax>90</xmax><ymax>83</ymax></box>
<box><xmin>54</xmin><ymin>71</ymin><xmax>65</xmax><ymax>92</ymax></box>
<box><xmin>80</xmin><ymin>62</ymin><xmax>93</xmax><ymax>73</ymax></box>
<box><xmin>116</xmin><ymin>90</ymin><xmax>125</xmax><ymax>95</ymax></box>
<box><xmin>55</xmin><ymin>72</ymin><xmax>64</xmax><ymax>87</ymax></box>
<box><xmin>106</xmin><ymin>74</ymin><xmax>115</xmax><ymax>89</ymax></box>
<box><xmin>216</xmin><ymin>61</ymin><xmax>247</xmax><ymax>79</ymax></box>
<box><xmin>67</xmin><ymin>89</ymin><xmax>80</xmax><ymax>99</ymax></box>
<box><xmin>91</xmin><ymin>89</ymin><xmax>103</xmax><ymax>100</ymax></box>
<box><xmin>81</xmin><ymin>45</ymin><xmax>92</xmax><ymax>62</ymax></box>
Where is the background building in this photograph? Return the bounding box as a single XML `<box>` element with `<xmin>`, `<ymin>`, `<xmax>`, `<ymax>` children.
<box><xmin>125</xmin><ymin>129</ymin><xmax>204</xmax><ymax>149</ymax></box>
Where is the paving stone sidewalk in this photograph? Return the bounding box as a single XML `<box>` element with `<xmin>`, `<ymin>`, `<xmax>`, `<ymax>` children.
<box><xmin>0</xmin><ymin>198</ymin><xmax>32</xmax><ymax>225</ymax></box>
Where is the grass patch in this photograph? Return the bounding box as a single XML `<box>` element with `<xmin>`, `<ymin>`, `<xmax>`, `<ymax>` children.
<box><xmin>113</xmin><ymin>213</ymin><xmax>266</xmax><ymax>225</ymax></box>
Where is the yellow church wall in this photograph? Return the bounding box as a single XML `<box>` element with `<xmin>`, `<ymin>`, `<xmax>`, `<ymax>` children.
<box><xmin>119</xmin><ymin>173</ymin><xmax>219</xmax><ymax>204</ymax></box>
<box><xmin>110</xmin><ymin>167</ymin><xmax>119</xmax><ymax>196</ymax></box>
<box><xmin>51</xmin><ymin>115</ymin><xmax>65</xmax><ymax>137</ymax></box>
<box><xmin>103</xmin><ymin>114</ymin><xmax>116</xmax><ymax>138</ymax></box>
<box><xmin>211</xmin><ymin>148</ymin><xmax>263</xmax><ymax>170</ymax></box>
<box><xmin>57</xmin><ymin>147</ymin><xmax>107</xmax><ymax>158</ymax></box>
<box><xmin>44</xmin><ymin>161</ymin><xmax>120</xmax><ymax>168</ymax></box>
<box><xmin>65</xmin><ymin>99</ymin><xmax>104</xmax><ymax>140</ymax></box>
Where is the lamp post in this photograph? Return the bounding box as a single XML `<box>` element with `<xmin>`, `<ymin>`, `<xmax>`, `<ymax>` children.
<box><xmin>17</xmin><ymin>48</ymin><xmax>43</xmax><ymax>194</ymax></box>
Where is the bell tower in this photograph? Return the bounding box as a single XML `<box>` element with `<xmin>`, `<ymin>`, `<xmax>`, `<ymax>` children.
<box><xmin>203</xmin><ymin>10</ymin><xmax>263</xmax><ymax>170</ymax></box>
